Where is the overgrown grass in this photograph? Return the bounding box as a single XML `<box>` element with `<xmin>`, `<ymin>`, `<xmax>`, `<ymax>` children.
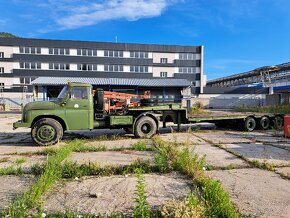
<box><xmin>15</xmin><ymin>158</ymin><xmax>26</xmax><ymax>165</ymax></box>
<box><xmin>152</xmin><ymin>136</ymin><xmax>239</xmax><ymax>218</ymax></box>
<box><xmin>4</xmin><ymin>140</ymin><xmax>82</xmax><ymax>218</ymax></box>
<box><xmin>235</xmin><ymin>104</ymin><xmax>290</xmax><ymax>114</ymax></box>
<box><xmin>72</xmin><ymin>144</ymin><xmax>107</xmax><ymax>152</ymax></box>
<box><xmin>61</xmin><ymin>160</ymin><xmax>158</xmax><ymax>178</ymax></box>
<box><xmin>0</xmin><ymin>166</ymin><xmax>23</xmax><ymax>176</ymax></box>
<box><xmin>132</xmin><ymin>140</ymin><xmax>148</xmax><ymax>151</ymax></box>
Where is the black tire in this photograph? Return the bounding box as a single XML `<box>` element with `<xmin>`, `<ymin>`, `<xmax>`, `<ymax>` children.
<box><xmin>31</xmin><ymin>118</ymin><xmax>63</xmax><ymax>146</ymax></box>
<box><xmin>244</xmin><ymin>117</ymin><xmax>256</xmax><ymax>132</ymax></box>
<box><xmin>274</xmin><ymin>115</ymin><xmax>284</xmax><ymax>130</ymax></box>
<box><xmin>134</xmin><ymin>116</ymin><xmax>157</xmax><ymax>138</ymax></box>
<box><xmin>259</xmin><ymin>116</ymin><xmax>271</xmax><ymax>130</ymax></box>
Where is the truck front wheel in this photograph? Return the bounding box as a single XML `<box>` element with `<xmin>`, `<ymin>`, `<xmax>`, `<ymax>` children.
<box><xmin>31</xmin><ymin>118</ymin><xmax>63</xmax><ymax>146</ymax></box>
<box><xmin>134</xmin><ymin>116</ymin><xmax>157</xmax><ymax>138</ymax></box>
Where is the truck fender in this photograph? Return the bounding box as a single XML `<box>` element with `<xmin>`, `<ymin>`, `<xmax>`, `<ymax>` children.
<box><xmin>132</xmin><ymin>112</ymin><xmax>160</xmax><ymax>133</ymax></box>
<box><xmin>31</xmin><ymin>115</ymin><xmax>68</xmax><ymax>132</ymax></box>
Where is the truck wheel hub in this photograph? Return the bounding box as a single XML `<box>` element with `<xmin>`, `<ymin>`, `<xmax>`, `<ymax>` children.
<box><xmin>37</xmin><ymin>125</ymin><xmax>55</xmax><ymax>141</ymax></box>
<box><xmin>141</xmin><ymin>124</ymin><xmax>151</xmax><ymax>134</ymax></box>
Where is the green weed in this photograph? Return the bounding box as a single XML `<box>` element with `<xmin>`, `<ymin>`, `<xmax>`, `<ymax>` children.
<box><xmin>0</xmin><ymin>166</ymin><xmax>23</xmax><ymax>176</ymax></box>
<box><xmin>132</xmin><ymin>168</ymin><xmax>150</xmax><ymax>218</ymax></box>
<box><xmin>132</xmin><ymin>140</ymin><xmax>148</xmax><ymax>151</ymax></box>
<box><xmin>15</xmin><ymin>158</ymin><xmax>26</xmax><ymax>165</ymax></box>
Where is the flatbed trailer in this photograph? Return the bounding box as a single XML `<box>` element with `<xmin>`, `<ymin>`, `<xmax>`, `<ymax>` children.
<box><xmin>13</xmin><ymin>83</ymin><xmax>284</xmax><ymax>146</ymax></box>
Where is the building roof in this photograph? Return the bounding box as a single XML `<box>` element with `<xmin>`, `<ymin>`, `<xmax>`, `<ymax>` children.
<box><xmin>31</xmin><ymin>77</ymin><xmax>192</xmax><ymax>87</ymax></box>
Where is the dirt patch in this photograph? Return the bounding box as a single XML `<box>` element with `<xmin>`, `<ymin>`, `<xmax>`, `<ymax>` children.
<box><xmin>187</xmin><ymin>143</ymin><xmax>250</xmax><ymax>169</ymax></box>
<box><xmin>222</xmin><ymin>143</ymin><xmax>290</xmax><ymax>167</ymax></box>
<box><xmin>0</xmin><ymin>175</ymin><xmax>34</xmax><ymax>210</ymax></box>
<box><xmin>85</xmin><ymin>139</ymin><xmax>152</xmax><ymax>150</ymax></box>
<box><xmin>0</xmin><ymin>154</ymin><xmax>47</xmax><ymax>172</ymax></box>
<box><xmin>43</xmin><ymin>173</ymin><xmax>191</xmax><ymax>216</ymax></box>
<box><xmin>207</xmin><ymin>168</ymin><xmax>290</xmax><ymax>217</ymax></box>
<box><xmin>67</xmin><ymin>151</ymin><xmax>156</xmax><ymax>167</ymax></box>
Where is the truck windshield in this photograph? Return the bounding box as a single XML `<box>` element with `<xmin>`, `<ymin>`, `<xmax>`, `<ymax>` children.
<box><xmin>57</xmin><ymin>86</ymin><xmax>68</xmax><ymax>99</ymax></box>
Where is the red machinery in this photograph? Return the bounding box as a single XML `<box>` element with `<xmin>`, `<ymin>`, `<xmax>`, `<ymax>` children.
<box><xmin>284</xmin><ymin>115</ymin><xmax>290</xmax><ymax>138</ymax></box>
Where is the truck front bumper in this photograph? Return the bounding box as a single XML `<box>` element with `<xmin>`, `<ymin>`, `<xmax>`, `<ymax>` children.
<box><xmin>13</xmin><ymin>120</ymin><xmax>30</xmax><ymax>129</ymax></box>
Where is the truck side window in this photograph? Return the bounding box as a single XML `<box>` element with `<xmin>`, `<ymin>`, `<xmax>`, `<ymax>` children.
<box><xmin>69</xmin><ymin>87</ymin><xmax>88</xmax><ymax>99</ymax></box>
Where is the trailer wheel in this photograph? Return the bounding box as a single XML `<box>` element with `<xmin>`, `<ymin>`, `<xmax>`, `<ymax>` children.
<box><xmin>134</xmin><ymin>116</ymin><xmax>157</xmax><ymax>138</ymax></box>
<box><xmin>274</xmin><ymin>115</ymin><xmax>283</xmax><ymax>130</ymax></box>
<box><xmin>244</xmin><ymin>117</ymin><xmax>256</xmax><ymax>132</ymax></box>
<box><xmin>259</xmin><ymin>116</ymin><xmax>270</xmax><ymax>130</ymax></box>
<box><xmin>31</xmin><ymin>118</ymin><xmax>63</xmax><ymax>146</ymax></box>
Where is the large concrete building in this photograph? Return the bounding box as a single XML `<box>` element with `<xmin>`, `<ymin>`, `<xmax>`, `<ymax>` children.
<box><xmin>0</xmin><ymin>38</ymin><xmax>205</xmax><ymax>106</ymax></box>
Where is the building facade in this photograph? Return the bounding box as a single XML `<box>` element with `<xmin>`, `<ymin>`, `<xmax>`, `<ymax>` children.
<box><xmin>0</xmin><ymin>38</ymin><xmax>205</xmax><ymax>105</ymax></box>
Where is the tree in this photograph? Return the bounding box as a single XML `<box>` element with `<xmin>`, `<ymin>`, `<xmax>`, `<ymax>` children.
<box><xmin>0</xmin><ymin>32</ymin><xmax>18</xmax><ymax>38</ymax></box>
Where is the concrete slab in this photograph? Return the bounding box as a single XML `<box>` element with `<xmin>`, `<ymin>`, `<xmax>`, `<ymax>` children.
<box><xmin>43</xmin><ymin>173</ymin><xmax>191</xmax><ymax>216</ymax></box>
<box><xmin>67</xmin><ymin>151</ymin><xmax>156</xmax><ymax>167</ymax></box>
<box><xmin>193</xmin><ymin>131</ymin><xmax>253</xmax><ymax>144</ymax></box>
<box><xmin>188</xmin><ymin>144</ymin><xmax>250</xmax><ymax>169</ymax></box>
<box><xmin>0</xmin><ymin>175</ymin><xmax>34</xmax><ymax>210</ymax></box>
<box><xmin>84</xmin><ymin>139</ymin><xmax>152</xmax><ymax>150</ymax></box>
<box><xmin>222</xmin><ymin>143</ymin><xmax>290</xmax><ymax>166</ymax></box>
<box><xmin>0</xmin><ymin>143</ymin><xmax>65</xmax><ymax>155</ymax></box>
<box><xmin>0</xmin><ymin>154</ymin><xmax>46</xmax><ymax>172</ymax></box>
<box><xmin>159</xmin><ymin>133</ymin><xmax>207</xmax><ymax>145</ymax></box>
<box><xmin>207</xmin><ymin>168</ymin><xmax>290</xmax><ymax>218</ymax></box>
<box><xmin>275</xmin><ymin>167</ymin><xmax>290</xmax><ymax>178</ymax></box>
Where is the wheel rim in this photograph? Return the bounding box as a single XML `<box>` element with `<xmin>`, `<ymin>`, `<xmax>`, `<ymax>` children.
<box><xmin>37</xmin><ymin>125</ymin><xmax>56</xmax><ymax>142</ymax></box>
<box><xmin>246</xmin><ymin>119</ymin><xmax>255</xmax><ymax>131</ymax></box>
<box><xmin>261</xmin><ymin>117</ymin><xmax>270</xmax><ymax>129</ymax></box>
<box><xmin>141</xmin><ymin>123</ymin><xmax>151</xmax><ymax>134</ymax></box>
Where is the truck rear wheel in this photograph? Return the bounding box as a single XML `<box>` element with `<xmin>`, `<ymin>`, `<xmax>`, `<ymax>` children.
<box><xmin>31</xmin><ymin>118</ymin><xmax>63</xmax><ymax>146</ymax></box>
<box><xmin>244</xmin><ymin>117</ymin><xmax>256</xmax><ymax>132</ymax></box>
<box><xmin>134</xmin><ymin>116</ymin><xmax>157</xmax><ymax>138</ymax></box>
<box><xmin>259</xmin><ymin>116</ymin><xmax>270</xmax><ymax>130</ymax></box>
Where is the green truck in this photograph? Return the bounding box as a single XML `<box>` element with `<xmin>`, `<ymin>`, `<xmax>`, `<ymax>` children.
<box><xmin>13</xmin><ymin>82</ymin><xmax>284</xmax><ymax>146</ymax></box>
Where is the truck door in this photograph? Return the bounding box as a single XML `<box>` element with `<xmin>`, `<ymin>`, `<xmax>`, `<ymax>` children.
<box><xmin>65</xmin><ymin>86</ymin><xmax>90</xmax><ymax>130</ymax></box>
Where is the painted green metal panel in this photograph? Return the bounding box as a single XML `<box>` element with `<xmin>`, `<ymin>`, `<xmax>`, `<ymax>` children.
<box><xmin>110</xmin><ymin>116</ymin><xmax>133</xmax><ymax>125</ymax></box>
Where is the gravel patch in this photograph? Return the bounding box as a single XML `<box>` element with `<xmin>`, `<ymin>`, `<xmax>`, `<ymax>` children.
<box><xmin>207</xmin><ymin>168</ymin><xmax>290</xmax><ymax>217</ymax></box>
<box><xmin>159</xmin><ymin>132</ymin><xmax>207</xmax><ymax>144</ymax></box>
<box><xmin>43</xmin><ymin>173</ymin><xmax>191</xmax><ymax>216</ymax></box>
<box><xmin>188</xmin><ymin>143</ymin><xmax>250</xmax><ymax>169</ymax></box>
<box><xmin>67</xmin><ymin>151</ymin><xmax>156</xmax><ymax>167</ymax></box>
<box><xmin>0</xmin><ymin>175</ymin><xmax>34</xmax><ymax>210</ymax></box>
<box><xmin>193</xmin><ymin>131</ymin><xmax>253</xmax><ymax>144</ymax></box>
<box><xmin>222</xmin><ymin>143</ymin><xmax>290</xmax><ymax>167</ymax></box>
<box><xmin>275</xmin><ymin>167</ymin><xmax>290</xmax><ymax>178</ymax></box>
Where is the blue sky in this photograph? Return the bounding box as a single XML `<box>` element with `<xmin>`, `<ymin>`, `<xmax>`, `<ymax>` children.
<box><xmin>0</xmin><ymin>0</ymin><xmax>289</xmax><ymax>80</ymax></box>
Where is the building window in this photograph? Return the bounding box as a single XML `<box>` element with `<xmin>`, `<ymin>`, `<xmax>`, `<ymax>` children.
<box><xmin>77</xmin><ymin>49</ymin><xmax>97</xmax><ymax>57</ymax></box>
<box><xmin>104</xmin><ymin>50</ymin><xmax>123</xmax><ymax>58</ymax></box>
<box><xmin>19</xmin><ymin>62</ymin><xmax>41</xmax><ymax>69</ymax></box>
<box><xmin>19</xmin><ymin>77</ymin><xmax>31</xmax><ymax>84</ymax></box>
<box><xmin>19</xmin><ymin>47</ymin><xmax>41</xmax><ymax>54</ymax></box>
<box><xmin>0</xmin><ymin>67</ymin><xmax>4</xmax><ymax>73</ymax></box>
<box><xmin>179</xmin><ymin>53</ymin><xmax>194</xmax><ymax>60</ymax></box>
<box><xmin>48</xmin><ymin>48</ymin><xmax>70</xmax><ymax>55</ymax></box>
<box><xmin>160</xmin><ymin>58</ymin><xmax>168</xmax><ymax>64</ymax></box>
<box><xmin>178</xmin><ymin>67</ymin><xmax>196</xmax><ymax>73</ymax></box>
<box><xmin>0</xmin><ymin>52</ymin><xmax>4</xmax><ymax>58</ymax></box>
<box><xmin>130</xmin><ymin>51</ymin><xmax>149</xmax><ymax>58</ymax></box>
<box><xmin>49</xmin><ymin>63</ymin><xmax>70</xmax><ymax>70</ymax></box>
<box><xmin>104</xmin><ymin>65</ymin><xmax>123</xmax><ymax>72</ymax></box>
<box><xmin>77</xmin><ymin>64</ymin><xmax>97</xmax><ymax>71</ymax></box>
<box><xmin>130</xmin><ymin>66</ymin><xmax>148</xmax><ymax>73</ymax></box>
<box><xmin>160</xmin><ymin>72</ymin><xmax>167</xmax><ymax>77</ymax></box>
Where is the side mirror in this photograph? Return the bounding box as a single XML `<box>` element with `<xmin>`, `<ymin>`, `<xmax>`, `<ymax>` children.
<box><xmin>60</xmin><ymin>101</ymin><xmax>67</xmax><ymax>107</ymax></box>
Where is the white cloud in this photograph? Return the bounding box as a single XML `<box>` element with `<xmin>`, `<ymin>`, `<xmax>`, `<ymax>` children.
<box><xmin>0</xmin><ymin>19</ymin><xmax>8</xmax><ymax>26</ymax></box>
<box><xmin>42</xmin><ymin>0</ymin><xmax>179</xmax><ymax>30</ymax></box>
